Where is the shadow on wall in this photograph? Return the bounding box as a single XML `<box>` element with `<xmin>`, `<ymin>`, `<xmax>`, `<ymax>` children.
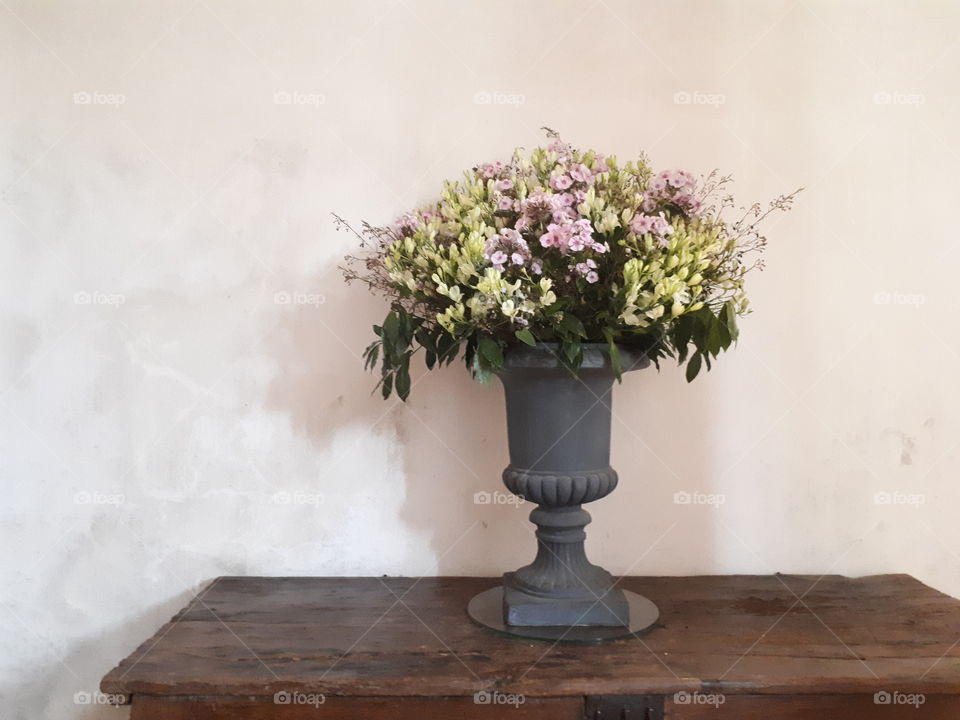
<box><xmin>0</xmin><ymin>585</ymin><xmax>204</xmax><ymax>720</ymax></box>
<box><xmin>266</xmin><ymin>259</ymin><xmax>718</xmax><ymax>580</ymax></box>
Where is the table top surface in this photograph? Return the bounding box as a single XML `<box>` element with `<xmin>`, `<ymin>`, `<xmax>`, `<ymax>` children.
<box><xmin>101</xmin><ymin>574</ymin><xmax>960</xmax><ymax>699</ymax></box>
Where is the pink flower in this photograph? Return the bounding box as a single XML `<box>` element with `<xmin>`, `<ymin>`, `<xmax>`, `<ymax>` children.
<box><xmin>630</xmin><ymin>214</ymin><xmax>655</xmax><ymax>235</ymax></box>
<box><xmin>585</xmin><ymin>271</ymin><xmax>599</xmax><ymax>284</ymax></box>
<box><xmin>649</xmin><ymin>176</ymin><xmax>667</xmax><ymax>192</ymax></box>
<box><xmin>531</xmin><ymin>260</ymin><xmax>543</xmax><ymax>274</ymax></box>
<box><xmin>497</xmin><ymin>196</ymin><xmax>515</xmax><ymax>211</ymax></box>
<box><xmin>494</xmin><ymin>178</ymin><xmax>514</xmax><ymax>191</ymax></box>
<box><xmin>490</xmin><ymin>250</ymin><xmax>508</xmax><ymax>266</ymax></box>
<box><xmin>393</xmin><ymin>212</ymin><xmax>419</xmax><ymax>237</ymax></box>
<box><xmin>511</xmin><ymin>252</ymin><xmax>525</xmax><ymax>266</ymax></box>
<box><xmin>652</xmin><ymin>214</ymin><xmax>673</xmax><ymax>237</ymax></box>
<box><xmin>592</xmin><ymin>154</ymin><xmax>609</xmax><ymax>174</ymax></box>
<box><xmin>500</xmin><ymin>228</ymin><xmax>522</xmax><ymax>244</ymax></box>
<box><xmin>630</xmin><ymin>212</ymin><xmax>673</xmax><ymax>238</ymax></box>
<box><xmin>569</xmin><ymin>235</ymin><xmax>586</xmax><ymax>252</ymax></box>
<box><xmin>551</xmin><ymin>173</ymin><xmax>573</xmax><ymax>191</ymax></box>
<box><xmin>666</xmin><ymin>170</ymin><xmax>687</xmax><ymax>188</ymax></box>
<box><xmin>548</xmin><ymin>139</ymin><xmax>573</xmax><ymax>161</ymax></box>
<box><xmin>569</xmin><ymin>163</ymin><xmax>594</xmax><ymax>184</ymax></box>
<box><xmin>574</xmin><ymin>259</ymin><xmax>597</xmax><ymax>276</ymax></box>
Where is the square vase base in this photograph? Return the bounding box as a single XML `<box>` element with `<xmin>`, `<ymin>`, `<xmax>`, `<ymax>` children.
<box><xmin>502</xmin><ymin>580</ymin><xmax>630</xmax><ymax>627</ymax></box>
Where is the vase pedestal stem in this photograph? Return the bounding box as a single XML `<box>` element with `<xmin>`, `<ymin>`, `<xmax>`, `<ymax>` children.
<box><xmin>503</xmin><ymin>504</ymin><xmax>629</xmax><ymax>627</ymax></box>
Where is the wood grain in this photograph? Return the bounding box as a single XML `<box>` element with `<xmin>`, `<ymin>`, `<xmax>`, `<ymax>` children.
<box><xmin>102</xmin><ymin>574</ymin><xmax>960</xmax><ymax>701</ymax></box>
<box><xmin>130</xmin><ymin>695</ymin><xmax>582</xmax><ymax>719</ymax></box>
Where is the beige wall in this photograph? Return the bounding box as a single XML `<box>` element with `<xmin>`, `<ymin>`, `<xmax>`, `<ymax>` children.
<box><xmin>2</xmin><ymin>1</ymin><xmax>959</xmax><ymax>717</ymax></box>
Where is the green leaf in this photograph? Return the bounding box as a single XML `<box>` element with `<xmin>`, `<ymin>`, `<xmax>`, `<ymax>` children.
<box><xmin>395</xmin><ymin>357</ymin><xmax>411</xmax><ymax>400</ymax></box>
<box><xmin>437</xmin><ymin>332</ymin><xmax>460</xmax><ymax>365</ymax></box>
<box><xmin>685</xmin><ymin>353</ymin><xmax>702</xmax><ymax>382</ymax></box>
<box><xmin>363</xmin><ymin>341</ymin><xmax>380</xmax><ymax>371</ymax></box>
<box><xmin>415</xmin><ymin>326</ymin><xmax>437</xmax><ymax>354</ymax></box>
<box><xmin>471</xmin><ymin>350</ymin><xmax>493</xmax><ymax>383</ymax></box>
<box><xmin>478</xmin><ymin>335</ymin><xmax>504</xmax><ymax>368</ymax></box>
<box><xmin>381</xmin><ymin>372</ymin><xmax>394</xmax><ymax>399</ymax></box>
<box><xmin>707</xmin><ymin>310</ymin><xmax>729</xmax><ymax>357</ymax></box>
<box><xmin>425</xmin><ymin>349</ymin><xmax>436</xmax><ymax>370</ymax></box>
<box><xmin>382</xmin><ymin>310</ymin><xmax>404</xmax><ymax>360</ymax></box>
<box><xmin>383</xmin><ymin>310</ymin><xmax>399</xmax><ymax>343</ymax></box>
<box><xmin>602</xmin><ymin>328</ymin><xmax>622</xmax><ymax>380</ymax></box>
<box><xmin>724</xmin><ymin>301</ymin><xmax>739</xmax><ymax>342</ymax></box>
<box><xmin>672</xmin><ymin>316</ymin><xmax>692</xmax><ymax>364</ymax></box>
<box><xmin>515</xmin><ymin>328</ymin><xmax>536</xmax><ymax>346</ymax></box>
<box><xmin>557</xmin><ymin>314</ymin><xmax>587</xmax><ymax>339</ymax></box>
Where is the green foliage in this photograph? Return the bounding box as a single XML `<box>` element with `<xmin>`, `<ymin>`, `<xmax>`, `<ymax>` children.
<box><xmin>367</xmin><ymin>297</ymin><xmax>742</xmax><ymax>399</ymax></box>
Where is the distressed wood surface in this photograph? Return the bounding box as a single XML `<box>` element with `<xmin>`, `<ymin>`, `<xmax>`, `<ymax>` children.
<box><xmin>102</xmin><ymin>575</ymin><xmax>960</xmax><ymax>701</ymax></box>
<box><xmin>129</xmin><ymin>695</ymin><xmax>582</xmax><ymax>719</ymax></box>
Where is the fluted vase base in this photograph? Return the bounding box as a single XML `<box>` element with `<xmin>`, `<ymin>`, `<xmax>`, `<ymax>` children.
<box><xmin>467</xmin><ymin>586</ymin><xmax>658</xmax><ymax>643</ymax></box>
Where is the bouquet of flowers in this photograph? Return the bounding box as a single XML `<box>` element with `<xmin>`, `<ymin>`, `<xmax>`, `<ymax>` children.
<box><xmin>339</xmin><ymin>129</ymin><xmax>797</xmax><ymax>400</ymax></box>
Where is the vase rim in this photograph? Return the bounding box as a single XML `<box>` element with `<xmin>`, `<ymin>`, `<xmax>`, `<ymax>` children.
<box><xmin>501</xmin><ymin>342</ymin><xmax>652</xmax><ymax>372</ymax></box>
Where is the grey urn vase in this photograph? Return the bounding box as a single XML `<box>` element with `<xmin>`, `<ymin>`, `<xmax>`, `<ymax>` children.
<box><xmin>496</xmin><ymin>342</ymin><xmax>649</xmax><ymax>628</ymax></box>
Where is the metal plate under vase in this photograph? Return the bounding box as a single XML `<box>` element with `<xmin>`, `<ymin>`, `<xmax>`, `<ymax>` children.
<box><xmin>466</xmin><ymin>586</ymin><xmax>659</xmax><ymax>643</ymax></box>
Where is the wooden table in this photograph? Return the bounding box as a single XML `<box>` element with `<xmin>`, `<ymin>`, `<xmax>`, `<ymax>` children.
<box><xmin>102</xmin><ymin>575</ymin><xmax>960</xmax><ymax>718</ymax></box>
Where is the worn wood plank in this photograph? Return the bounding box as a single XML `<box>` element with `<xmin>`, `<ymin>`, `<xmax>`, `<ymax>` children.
<box><xmin>102</xmin><ymin>575</ymin><xmax>960</xmax><ymax>699</ymax></box>
<box><xmin>665</xmin><ymin>693</ymin><xmax>959</xmax><ymax>718</ymax></box>
<box><xmin>130</xmin><ymin>695</ymin><xmax>582</xmax><ymax>719</ymax></box>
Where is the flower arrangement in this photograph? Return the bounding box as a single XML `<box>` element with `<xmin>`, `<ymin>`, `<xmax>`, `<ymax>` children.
<box><xmin>339</xmin><ymin>129</ymin><xmax>797</xmax><ymax>400</ymax></box>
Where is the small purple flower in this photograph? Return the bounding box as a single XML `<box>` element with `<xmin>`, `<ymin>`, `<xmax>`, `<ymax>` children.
<box><xmin>651</xmin><ymin>214</ymin><xmax>673</xmax><ymax>237</ymax></box>
<box><xmin>497</xmin><ymin>196</ymin><xmax>515</xmax><ymax>212</ymax></box>
<box><xmin>494</xmin><ymin>178</ymin><xmax>514</xmax><ymax>191</ymax></box>
<box><xmin>548</xmin><ymin>138</ymin><xmax>573</xmax><ymax>161</ymax></box>
<box><xmin>393</xmin><ymin>212</ymin><xmax>419</xmax><ymax>237</ymax></box>
<box><xmin>585</xmin><ymin>271</ymin><xmax>599</xmax><ymax>284</ymax></box>
<box><xmin>531</xmin><ymin>260</ymin><xmax>543</xmax><ymax>274</ymax></box>
<box><xmin>630</xmin><ymin>212</ymin><xmax>673</xmax><ymax>239</ymax></box>
<box><xmin>551</xmin><ymin>173</ymin><xmax>573</xmax><ymax>191</ymax></box>
<box><xmin>666</xmin><ymin>170</ymin><xmax>688</xmax><ymax>188</ymax></box>
<box><xmin>649</xmin><ymin>176</ymin><xmax>667</xmax><ymax>192</ymax></box>
<box><xmin>630</xmin><ymin>214</ymin><xmax>655</xmax><ymax>235</ymax></box>
<box><xmin>511</xmin><ymin>252</ymin><xmax>525</xmax><ymax>266</ymax></box>
<box><xmin>569</xmin><ymin>163</ymin><xmax>594</xmax><ymax>184</ymax></box>
<box><xmin>490</xmin><ymin>250</ymin><xmax>508</xmax><ymax>266</ymax></box>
